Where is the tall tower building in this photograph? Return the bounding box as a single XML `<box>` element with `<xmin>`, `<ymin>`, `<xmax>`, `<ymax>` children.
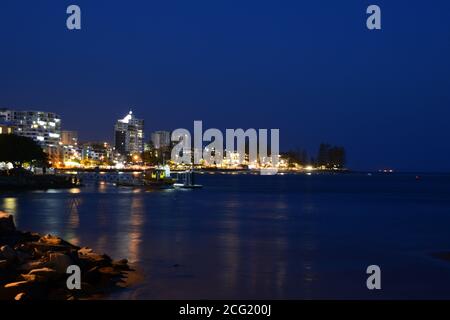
<box><xmin>114</xmin><ymin>110</ymin><xmax>144</xmax><ymax>156</ymax></box>
<box><xmin>151</xmin><ymin>130</ymin><xmax>171</xmax><ymax>149</ymax></box>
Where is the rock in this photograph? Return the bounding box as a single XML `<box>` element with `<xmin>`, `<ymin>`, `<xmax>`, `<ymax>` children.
<box><xmin>0</xmin><ymin>212</ymin><xmax>15</xmax><ymax>235</ymax></box>
<box><xmin>116</xmin><ymin>258</ymin><xmax>128</xmax><ymax>265</ymax></box>
<box><xmin>32</xmin><ymin>248</ymin><xmax>45</xmax><ymax>259</ymax></box>
<box><xmin>38</xmin><ymin>234</ymin><xmax>79</xmax><ymax>251</ymax></box>
<box><xmin>4</xmin><ymin>280</ymin><xmax>31</xmax><ymax>288</ymax></box>
<box><xmin>84</xmin><ymin>266</ymin><xmax>101</xmax><ymax>284</ymax></box>
<box><xmin>78</xmin><ymin>252</ymin><xmax>111</xmax><ymax>269</ymax></box>
<box><xmin>18</xmin><ymin>232</ymin><xmax>41</xmax><ymax>243</ymax></box>
<box><xmin>113</xmin><ymin>259</ymin><xmax>131</xmax><ymax>271</ymax></box>
<box><xmin>14</xmin><ymin>292</ymin><xmax>28</xmax><ymax>300</ymax></box>
<box><xmin>29</xmin><ymin>235</ymin><xmax>78</xmax><ymax>254</ymax></box>
<box><xmin>27</xmin><ymin>267</ymin><xmax>58</xmax><ymax>282</ymax></box>
<box><xmin>0</xmin><ymin>245</ymin><xmax>16</xmax><ymax>262</ymax></box>
<box><xmin>1</xmin><ymin>280</ymin><xmax>39</xmax><ymax>300</ymax></box>
<box><xmin>39</xmin><ymin>234</ymin><xmax>62</xmax><ymax>246</ymax></box>
<box><xmin>0</xmin><ymin>259</ymin><xmax>8</xmax><ymax>269</ymax></box>
<box><xmin>16</xmin><ymin>250</ymin><xmax>32</xmax><ymax>264</ymax></box>
<box><xmin>48</xmin><ymin>252</ymin><xmax>73</xmax><ymax>274</ymax></box>
<box><xmin>98</xmin><ymin>266</ymin><xmax>121</xmax><ymax>277</ymax></box>
<box><xmin>13</xmin><ymin>283</ymin><xmax>47</xmax><ymax>300</ymax></box>
<box><xmin>78</xmin><ymin>247</ymin><xmax>93</xmax><ymax>255</ymax></box>
<box><xmin>18</xmin><ymin>260</ymin><xmax>48</xmax><ymax>272</ymax></box>
<box><xmin>0</xmin><ymin>217</ymin><xmax>131</xmax><ymax>300</ymax></box>
<box><xmin>20</xmin><ymin>274</ymin><xmax>37</xmax><ymax>282</ymax></box>
<box><xmin>3</xmin><ymin>280</ymin><xmax>35</xmax><ymax>298</ymax></box>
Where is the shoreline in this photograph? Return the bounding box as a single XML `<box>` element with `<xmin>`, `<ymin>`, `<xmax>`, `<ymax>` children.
<box><xmin>0</xmin><ymin>212</ymin><xmax>133</xmax><ymax>300</ymax></box>
<box><xmin>0</xmin><ymin>174</ymin><xmax>81</xmax><ymax>190</ymax></box>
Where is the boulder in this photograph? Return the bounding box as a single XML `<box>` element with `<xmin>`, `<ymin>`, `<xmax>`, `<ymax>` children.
<box><xmin>78</xmin><ymin>247</ymin><xmax>93</xmax><ymax>255</ymax></box>
<box><xmin>84</xmin><ymin>266</ymin><xmax>101</xmax><ymax>284</ymax></box>
<box><xmin>0</xmin><ymin>212</ymin><xmax>15</xmax><ymax>235</ymax></box>
<box><xmin>20</xmin><ymin>274</ymin><xmax>37</xmax><ymax>282</ymax></box>
<box><xmin>39</xmin><ymin>234</ymin><xmax>62</xmax><ymax>246</ymax></box>
<box><xmin>0</xmin><ymin>215</ymin><xmax>131</xmax><ymax>300</ymax></box>
<box><xmin>17</xmin><ymin>232</ymin><xmax>41</xmax><ymax>243</ymax></box>
<box><xmin>3</xmin><ymin>280</ymin><xmax>35</xmax><ymax>299</ymax></box>
<box><xmin>0</xmin><ymin>245</ymin><xmax>16</xmax><ymax>262</ymax></box>
<box><xmin>0</xmin><ymin>259</ymin><xmax>8</xmax><ymax>269</ymax></box>
<box><xmin>98</xmin><ymin>266</ymin><xmax>121</xmax><ymax>277</ymax></box>
<box><xmin>116</xmin><ymin>258</ymin><xmax>128</xmax><ymax>265</ymax></box>
<box><xmin>0</xmin><ymin>280</ymin><xmax>45</xmax><ymax>300</ymax></box>
<box><xmin>27</xmin><ymin>267</ymin><xmax>58</xmax><ymax>282</ymax></box>
<box><xmin>18</xmin><ymin>260</ymin><xmax>48</xmax><ymax>272</ymax></box>
<box><xmin>16</xmin><ymin>250</ymin><xmax>32</xmax><ymax>264</ymax></box>
<box><xmin>48</xmin><ymin>252</ymin><xmax>73</xmax><ymax>274</ymax></box>
<box><xmin>39</xmin><ymin>234</ymin><xmax>79</xmax><ymax>250</ymax></box>
<box><xmin>4</xmin><ymin>280</ymin><xmax>32</xmax><ymax>288</ymax></box>
<box><xmin>78</xmin><ymin>252</ymin><xmax>111</xmax><ymax>269</ymax></box>
<box><xmin>29</xmin><ymin>234</ymin><xmax>78</xmax><ymax>254</ymax></box>
<box><xmin>14</xmin><ymin>292</ymin><xmax>28</xmax><ymax>300</ymax></box>
<box><xmin>113</xmin><ymin>259</ymin><xmax>131</xmax><ymax>271</ymax></box>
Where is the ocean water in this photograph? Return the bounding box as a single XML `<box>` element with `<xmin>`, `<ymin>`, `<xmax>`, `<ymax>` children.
<box><xmin>1</xmin><ymin>172</ymin><xmax>450</xmax><ymax>299</ymax></box>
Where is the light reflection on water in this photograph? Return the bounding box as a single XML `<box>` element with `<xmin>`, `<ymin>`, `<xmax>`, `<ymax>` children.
<box><xmin>2</xmin><ymin>173</ymin><xmax>450</xmax><ymax>299</ymax></box>
<box><xmin>2</xmin><ymin>197</ymin><xmax>17</xmax><ymax>220</ymax></box>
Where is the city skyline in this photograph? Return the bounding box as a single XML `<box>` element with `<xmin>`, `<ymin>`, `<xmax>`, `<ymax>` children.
<box><xmin>0</xmin><ymin>106</ymin><xmax>166</xmax><ymax>146</ymax></box>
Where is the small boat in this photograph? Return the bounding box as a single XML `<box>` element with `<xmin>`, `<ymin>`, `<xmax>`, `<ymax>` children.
<box><xmin>142</xmin><ymin>167</ymin><xmax>176</xmax><ymax>188</ymax></box>
<box><xmin>115</xmin><ymin>166</ymin><xmax>175</xmax><ymax>189</ymax></box>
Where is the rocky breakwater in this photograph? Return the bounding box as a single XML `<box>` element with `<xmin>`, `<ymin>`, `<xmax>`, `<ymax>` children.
<box><xmin>0</xmin><ymin>212</ymin><xmax>131</xmax><ymax>300</ymax></box>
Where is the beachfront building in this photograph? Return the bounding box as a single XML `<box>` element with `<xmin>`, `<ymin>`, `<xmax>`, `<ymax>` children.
<box><xmin>114</xmin><ymin>111</ymin><xmax>144</xmax><ymax>157</ymax></box>
<box><xmin>151</xmin><ymin>130</ymin><xmax>171</xmax><ymax>150</ymax></box>
<box><xmin>0</xmin><ymin>121</ymin><xmax>14</xmax><ymax>135</ymax></box>
<box><xmin>81</xmin><ymin>142</ymin><xmax>113</xmax><ymax>166</ymax></box>
<box><xmin>0</xmin><ymin>109</ymin><xmax>61</xmax><ymax>148</ymax></box>
<box><xmin>0</xmin><ymin>108</ymin><xmax>62</xmax><ymax>164</ymax></box>
<box><xmin>60</xmin><ymin>130</ymin><xmax>81</xmax><ymax>167</ymax></box>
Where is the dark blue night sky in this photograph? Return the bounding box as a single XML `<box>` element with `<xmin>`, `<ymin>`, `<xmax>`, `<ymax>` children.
<box><xmin>1</xmin><ymin>0</ymin><xmax>450</xmax><ymax>171</ymax></box>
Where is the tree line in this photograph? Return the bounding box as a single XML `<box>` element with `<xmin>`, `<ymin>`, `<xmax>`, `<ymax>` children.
<box><xmin>282</xmin><ymin>143</ymin><xmax>346</xmax><ymax>169</ymax></box>
<box><xmin>0</xmin><ymin>135</ymin><xmax>47</xmax><ymax>168</ymax></box>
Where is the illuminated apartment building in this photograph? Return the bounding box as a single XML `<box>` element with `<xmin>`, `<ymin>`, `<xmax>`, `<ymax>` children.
<box><xmin>114</xmin><ymin>110</ymin><xmax>144</xmax><ymax>156</ymax></box>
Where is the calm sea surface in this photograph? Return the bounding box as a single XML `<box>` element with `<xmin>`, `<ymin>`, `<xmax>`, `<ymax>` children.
<box><xmin>1</xmin><ymin>172</ymin><xmax>450</xmax><ymax>299</ymax></box>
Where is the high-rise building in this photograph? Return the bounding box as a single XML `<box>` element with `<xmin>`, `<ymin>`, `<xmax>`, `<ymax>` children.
<box><xmin>61</xmin><ymin>130</ymin><xmax>78</xmax><ymax>145</ymax></box>
<box><xmin>60</xmin><ymin>131</ymin><xmax>80</xmax><ymax>165</ymax></box>
<box><xmin>114</xmin><ymin>111</ymin><xmax>144</xmax><ymax>156</ymax></box>
<box><xmin>0</xmin><ymin>108</ymin><xmax>61</xmax><ymax>149</ymax></box>
<box><xmin>151</xmin><ymin>130</ymin><xmax>171</xmax><ymax>149</ymax></box>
